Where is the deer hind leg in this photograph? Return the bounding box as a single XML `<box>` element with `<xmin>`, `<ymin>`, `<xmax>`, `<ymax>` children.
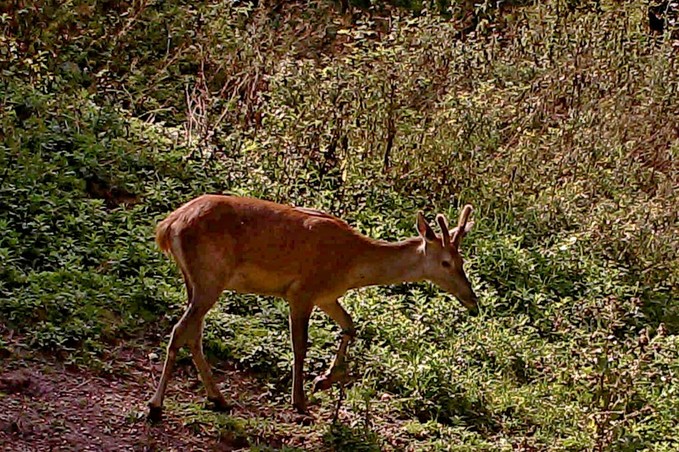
<box><xmin>148</xmin><ymin>283</ymin><xmax>222</xmax><ymax>419</ymax></box>
<box><xmin>188</xmin><ymin>314</ymin><xmax>229</xmax><ymax>410</ymax></box>
<box><xmin>289</xmin><ymin>300</ymin><xmax>314</xmax><ymax>413</ymax></box>
<box><xmin>313</xmin><ymin>299</ymin><xmax>355</xmax><ymax>392</ymax></box>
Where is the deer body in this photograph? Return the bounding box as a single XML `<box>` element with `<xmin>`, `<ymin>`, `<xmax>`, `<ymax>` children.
<box><xmin>148</xmin><ymin>195</ymin><xmax>477</xmax><ymax>419</ymax></box>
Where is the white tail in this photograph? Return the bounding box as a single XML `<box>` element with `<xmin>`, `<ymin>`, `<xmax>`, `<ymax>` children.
<box><xmin>148</xmin><ymin>195</ymin><xmax>477</xmax><ymax>418</ymax></box>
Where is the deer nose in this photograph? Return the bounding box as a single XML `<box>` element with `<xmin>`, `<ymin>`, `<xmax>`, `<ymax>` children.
<box><xmin>466</xmin><ymin>294</ymin><xmax>479</xmax><ymax>316</ymax></box>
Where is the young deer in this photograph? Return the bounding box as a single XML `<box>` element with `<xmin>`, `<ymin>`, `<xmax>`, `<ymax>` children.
<box><xmin>148</xmin><ymin>195</ymin><xmax>478</xmax><ymax>419</ymax></box>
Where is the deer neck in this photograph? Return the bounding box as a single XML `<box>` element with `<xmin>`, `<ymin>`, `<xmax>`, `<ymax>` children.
<box><xmin>349</xmin><ymin>237</ymin><xmax>426</xmax><ymax>289</ymax></box>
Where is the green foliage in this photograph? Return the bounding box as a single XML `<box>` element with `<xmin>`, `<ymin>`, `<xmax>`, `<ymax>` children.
<box><xmin>1</xmin><ymin>0</ymin><xmax>677</xmax><ymax>450</ymax></box>
<box><xmin>323</xmin><ymin>422</ymin><xmax>382</xmax><ymax>451</ymax></box>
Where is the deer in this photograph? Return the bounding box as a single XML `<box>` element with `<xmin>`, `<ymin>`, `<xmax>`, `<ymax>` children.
<box><xmin>148</xmin><ymin>194</ymin><xmax>478</xmax><ymax>420</ymax></box>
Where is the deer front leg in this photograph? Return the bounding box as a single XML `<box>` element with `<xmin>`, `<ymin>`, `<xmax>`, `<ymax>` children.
<box><xmin>313</xmin><ymin>300</ymin><xmax>355</xmax><ymax>392</ymax></box>
<box><xmin>289</xmin><ymin>301</ymin><xmax>313</xmax><ymax>413</ymax></box>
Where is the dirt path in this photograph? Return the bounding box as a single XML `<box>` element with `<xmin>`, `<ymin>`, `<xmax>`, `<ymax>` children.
<box><xmin>0</xmin><ymin>345</ymin><xmax>331</xmax><ymax>451</ymax></box>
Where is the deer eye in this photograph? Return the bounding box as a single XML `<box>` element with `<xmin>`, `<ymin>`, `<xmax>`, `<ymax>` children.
<box><xmin>441</xmin><ymin>261</ymin><xmax>451</xmax><ymax>268</ymax></box>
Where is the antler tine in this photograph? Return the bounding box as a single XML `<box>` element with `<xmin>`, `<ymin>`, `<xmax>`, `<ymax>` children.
<box><xmin>452</xmin><ymin>205</ymin><xmax>473</xmax><ymax>246</ymax></box>
<box><xmin>457</xmin><ymin>205</ymin><xmax>473</xmax><ymax>229</ymax></box>
<box><xmin>436</xmin><ymin>214</ymin><xmax>450</xmax><ymax>246</ymax></box>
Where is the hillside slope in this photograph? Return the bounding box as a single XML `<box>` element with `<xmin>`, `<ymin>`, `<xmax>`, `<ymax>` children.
<box><xmin>1</xmin><ymin>1</ymin><xmax>677</xmax><ymax>450</ymax></box>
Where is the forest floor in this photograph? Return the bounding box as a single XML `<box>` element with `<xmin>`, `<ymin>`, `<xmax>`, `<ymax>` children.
<box><xmin>0</xmin><ymin>335</ymin><xmax>377</xmax><ymax>452</ymax></box>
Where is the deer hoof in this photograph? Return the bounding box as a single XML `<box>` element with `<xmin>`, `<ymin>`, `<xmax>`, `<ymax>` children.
<box><xmin>207</xmin><ymin>396</ymin><xmax>232</xmax><ymax>412</ymax></box>
<box><xmin>147</xmin><ymin>405</ymin><xmax>163</xmax><ymax>423</ymax></box>
<box><xmin>293</xmin><ymin>399</ymin><xmax>308</xmax><ymax>413</ymax></box>
<box><xmin>294</xmin><ymin>412</ymin><xmax>314</xmax><ymax>425</ymax></box>
<box><xmin>312</xmin><ymin>374</ymin><xmax>334</xmax><ymax>392</ymax></box>
<box><xmin>291</xmin><ymin>401</ymin><xmax>314</xmax><ymax>424</ymax></box>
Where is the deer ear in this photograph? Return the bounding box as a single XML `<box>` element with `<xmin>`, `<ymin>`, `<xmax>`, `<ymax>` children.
<box><xmin>463</xmin><ymin>221</ymin><xmax>474</xmax><ymax>234</ymax></box>
<box><xmin>416</xmin><ymin>211</ymin><xmax>437</xmax><ymax>242</ymax></box>
<box><xmin>451</xmin><ymin>221</ymin><xmax>474</xmax><ymax>245</ymax></box>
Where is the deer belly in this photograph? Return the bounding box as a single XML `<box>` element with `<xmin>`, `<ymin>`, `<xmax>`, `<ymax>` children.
<box><xmin>226</xmin><ymin>264</ymin><xmax>296</xmax><ymax>298</ymax></box>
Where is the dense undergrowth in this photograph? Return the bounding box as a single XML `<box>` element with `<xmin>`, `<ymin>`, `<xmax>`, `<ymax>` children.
<box><xmin>1</xmin><ymin>0</ymin><xmax>677</xmax><ymax>450</ymax></box>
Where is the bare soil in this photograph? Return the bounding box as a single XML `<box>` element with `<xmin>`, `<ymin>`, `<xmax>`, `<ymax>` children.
<box><xmin>0</xmin><ymin>344</ymin><xmax>332</xmax><ymax>451</ymax></box>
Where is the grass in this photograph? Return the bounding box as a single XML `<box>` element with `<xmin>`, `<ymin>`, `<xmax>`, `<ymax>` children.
<box><xmin>1</xmin><ymin>0</ymin><xmax>677</xmax><ymax>450</ymax></box>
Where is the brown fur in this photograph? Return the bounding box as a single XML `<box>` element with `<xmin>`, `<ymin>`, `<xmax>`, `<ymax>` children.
<box><xmin>155</xmin><ymin>214</ymin><xmax>174</xmax><ymax>254</ymax></box>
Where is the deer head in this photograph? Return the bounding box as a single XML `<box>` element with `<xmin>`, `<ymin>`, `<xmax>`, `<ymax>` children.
<box><xmin>416</xmin><ymin>205</ymin><xmax>478</xmax><ymax>314</ymax></box>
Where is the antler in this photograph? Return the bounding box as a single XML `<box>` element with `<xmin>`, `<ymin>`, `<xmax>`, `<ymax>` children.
<box><xmin>451</xmin><ymin>205</ymin><xmax>473</xmax><ymax>247</ymax></box>
<box><xmin>436</xmin><ymin>214</ymin><xmax>450</xmax><ymax>247</ymax></box>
